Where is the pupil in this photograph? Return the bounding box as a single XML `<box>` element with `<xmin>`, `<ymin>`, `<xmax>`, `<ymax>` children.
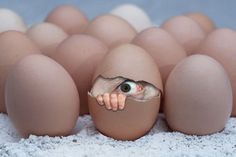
<box><xmin>121</xmin><ymin>83</ymin><xmax>131</xmax><ymax>93</ymax></box>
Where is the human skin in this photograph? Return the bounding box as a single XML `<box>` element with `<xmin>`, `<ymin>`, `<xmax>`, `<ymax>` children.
<box><xmin>96</xmin><ymin>81</ymin><xmax>144</xmax><ymax>111</ymax></box>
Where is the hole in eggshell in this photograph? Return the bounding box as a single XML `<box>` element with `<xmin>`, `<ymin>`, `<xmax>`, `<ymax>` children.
<box><xmin>88</xmin><ymin>75</ymin><xmax>161</xmax><ymax>102</ymax></box>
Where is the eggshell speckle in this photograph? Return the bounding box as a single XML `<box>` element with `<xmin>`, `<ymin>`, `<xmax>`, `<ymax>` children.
<box><xmin>165</xmin><ymin>55</ymin><xmax>232</xmax><ymax>135</ymax></box>
<box><xmin>52</xmin><ymin>34</ymin><xmax>108</xmax><ymax>115</ymax></box>
<box><xmin>5</xmin><ymin>54</ymin><xmax>79</xmax><ymax>137</ymax></box>
<box><xmin>27</xmin><ymin>22</ymin><xmax>68</xmax><ymax>56</ymax></box>
<box><xmin>111</xmin><ymin>4</ymin><xmax>152</xmax><ymax>32</ymax></box>
<box><xmin>0</xmin><ymin>31</ymin><xmax>40</xmax><ymax>113</ymax></box>
<box><xmin>0</xmin><ymin>8</ymin><xmax>27</xmax><ymax>33</ymax></box>
<box><xmin>161</xmin><ymin>16</ymin><xmax>206</xmax><ymax>55</ymax></box>
<box><xmin>85</xmin><ymin>14</ymin><xmax>137</xmax><ymax>48</ymax></box>
<box><xmin>89</xmin><ymin>44</ymin><xmax>162</xmax><ymax>140</ymax></box>
<box><xmin>45</xmin><ymin>5</ymin><xmax>88</xmax><ymax>35</ymax></box>
<box><xmin>196</xmin><ymin>28</ymin><xmax>236</xmax><ymax>116</ymax></box>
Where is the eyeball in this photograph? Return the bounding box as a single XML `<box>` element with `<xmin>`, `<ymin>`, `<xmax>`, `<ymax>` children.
<box><xmin>118</xmin><ymin>81</ymin><xmax>142</xmax><ymax>95</ymax></box>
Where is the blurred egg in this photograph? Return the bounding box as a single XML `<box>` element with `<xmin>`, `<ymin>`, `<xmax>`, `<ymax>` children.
<box><xmin>88</xmin><ymin>44</ymin><xmax>163</xmax><ymax>140</ymax></box>
<box><xmin>45</xmin><ymin>5</ymin><xmax>88</xmax><ymax>35</ymax></box>
<box><xmin>0</xmin><ymin>8</ymin><xmax>27</xmax><ymax>33</ymax></box>
<box><xmin>161</xmin><ymin>15</ymin><xmax>206</xmax><ymax>55</ymax></box>
<box><xmin>26</xmin><ymin>22</ymin><xmax>68</xmax><ymax>56</ymax></box>
<box><xmin>5</xmin><ymin>54</ymin><xmax>79</xmax><ymax>137</ymax></box>
<box><xmin>85</xmin><ymin>14</ymin><xmax>137</xmax><ymax>48</ymax></box>
<box><xmin>52</xmin><ymin>34</ymin><xmax>108</xmax><ymax>115</ymax></box>
<box><xmin>165</xmin><ymin>55</ymin><xmax>232</xmax><ymax>135</ymax></box>
<box><xmin>110</xmin><ymin>4</ymin><xmax>152</xmax><ymax>32</ymax></box>
<box><xmin>0</xmin><ymin>31</ymin><xmax>40</xmax><ymax>113</ymax></box>
<box><xmin>185</xmin><ymin>12</ymin><xmax>215</xmax><ymax>33</ymax></box>
<box><xmin>132</xmin><ymin>27</ymin><xmax>187</xmax><ymax>84</ymax></box>
<box><xmin>196</xmin><ymin>28</ymin><xmax>236</xmax><ymax>116</ymax></box>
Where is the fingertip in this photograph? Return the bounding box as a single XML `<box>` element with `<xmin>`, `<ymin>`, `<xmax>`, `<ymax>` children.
<box><xmin>118</xmin><ymin>94</ymin><xmax>126</xmax><ymax>110</ymax></box>
<box><xmin>111</xmin><ymin>94</ymin><xmax>118</xmax><ymax>111</ymax></box>
<box><xmin>97</xmin><ymin>95</ymin><xmax>104</xmax><ymax>105</ymax></box>
<box><xmin>103</xmin><ymin>93</ymin><xmax>111</xmax><ymax>110</ymax></box>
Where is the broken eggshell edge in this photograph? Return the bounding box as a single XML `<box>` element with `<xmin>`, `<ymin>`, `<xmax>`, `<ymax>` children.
<box><xmin>88</xmin><ymin>75</ymin><xmax>162</xmax><ymax>141</ymax></box>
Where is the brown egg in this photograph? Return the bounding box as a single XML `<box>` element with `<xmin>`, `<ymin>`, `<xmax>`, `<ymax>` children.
<box><xmin>88</xmin><ymin>44</ymin><xmax>163</xmax><ymax>140</ymax></box>
<box><xmin>185</xmin><ymin>12</ymin><xmax>215</xmax><ymax>33</ymax></box>
<box><xmin>165</xmin><ymin>55</ymin><xmax>232</xmax><ymax>135</ymax></box>
<box><xmin>85</xmin><ymin>14</ymin><xmax>137</xmax><ymax>48</ymax></box>
<box><xmin>45</xmin><ymin>5</ymin><xmax>88</xmax><ymax>35</ymax></box>
<box><xmin>196</xmin><ymin>28</ymin><xmax>236</xmax><ymax>116</ymax></box>
<box><xmin>132</xmin><ymin>27</ymin><xmax>187</xmax><ymax>84</ymax></box>
<box><xmin>5</xmin><ymin>54</ymin><xmax>79</xmax><ymax>137</ymax></box>
<box><xmin>161</xmin><ymin>15</ymin><xmax>206</xmax><ymax>55</ymax></box>
<box><xmin>26</xmin><ymin>22</ymin><xmax>68</xmax><ymax>56</ymax></box>
<box><xmin>0</xmin><ymin>31</ymin><xmax>40</xmax><ymax>113</ymax></box>
<box><xmin>52</xmin><ymin>34</ymin><xmax>108</xmax><ymax>115</ymax></box>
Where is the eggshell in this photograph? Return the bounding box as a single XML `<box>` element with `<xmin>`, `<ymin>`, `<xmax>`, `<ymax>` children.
<box><xmin>161</xmin><ymin>16</ymin><xmax>206</xmax><ymax>55</ymax></box>
<box><xmin>110</xmin><ymin>4</ymin><xmax>152</xmax><ymax>32</ymax></box>
<box><xmin>0</xmin><ymin>31</ymin><xmax>40</xmax><ymax>113</ymax></box>
<box><xmin>5</xmin><ymin>54</ymin><xmax>79</xmax><ymax>137</ymax></box>
<box><xmin>165</xmin><ymin>55</ymin><xmax>232</xmax><ymax>135</ymax></box>
<box><xmin>85</xmin><ymin>14</ymin><xmax>137</xmax><ymax>48</ymax></box>
<box><xmin>132</xmin><ymin>27</ymin><xmax>187</xmax><ymax>84</ymax></box>
<box><xmin>0</xmin><ymin>8</ymin><xmax>27</xmax><ymax>33</ymax></box>
<box><xmin>45</xmin><ymin>5</ymin><xmax>88</xmax><ymax>35</ymax></box>
<box><xmin>185</xmin><ymin>12</ymin><xmax>215</xmax><ymax>33</ymax></box>
<box><xmin>88</xmin><ymin>96</ymin><xmax>160</xmax><ymax>141</ymax></box>
<box><xmin>52</xmin><ymin>34</ymin><xmax>108</xmax><ymax>115</ymax></box>
<box><xmin>196</xmin><ymin>28</ymin><xmax>236</xmax><ymax>116</ymax></box>
<box><xmin>89</xmin><ymin>44</ymin><xmax>163</xmax><ymax>140</ymax></box>
<box><xmin>26</xmin><ymin>22</ymin><xmax>68</xmax><ymax>56</ymax></box>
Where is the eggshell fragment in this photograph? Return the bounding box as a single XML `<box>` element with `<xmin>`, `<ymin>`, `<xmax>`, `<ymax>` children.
<box><xmin>185</xmin><ymin>12</ymin><xmax>215</xmax><ymax>33</ymax></box>
<box><xmin>27</xmin><ymin>22</ymin><xmax>68</xmax><ymax>56</ymax></box>
<box><xmin>165</xmin><ymin>55</ymin><xmax>232</xmax><ymax>135</ymax></box>
<box><xmin>0</xmin><ymin>8</ymin><xmax>27</xmax><ymax>33</ymax></box>
<box><xmin>132</xmin><ymin>27</ymin><xmax>187</xmax><ymax>84</ymax></box>
<box><xmin>110</xmin><ymin>4</ymin><xmax>152</xmax><ymax>32</ymax></box>
<box><xmin>5</xmin><ymin>54</ymin><xmax>79</xmax><ymax>137</ymax></box>
<box><xmin>52</xmin><ymin>34</ymin><xmax>108</xmax><ymax>115</ymax></box>
<box><xmin>0</xmin><ymin>31</ymin><xmax>40</xmax><ymax>113</ymax></box>
<box><xmin>196</xmin><ymin>28</ymin><xmax>236</xmax><ymax>116</ymax></box>
<box><xmin>89</xmin><ymin>44</ymin><xmax>163</xmax><ymax>140</ymax></box>
<box><xmin>45</xmin><ymin>5</ymin><xmax>88</xmax><ymax>35</ymax></box>
<box><xmin>85</xmin><ymin>14</ymin><xmax>137</xmax><ymax>48</ymax></box>
<box><xmin>161</xmin><ymin>16</ymin><xmax>206</xmax><ymax>55</ymax></box>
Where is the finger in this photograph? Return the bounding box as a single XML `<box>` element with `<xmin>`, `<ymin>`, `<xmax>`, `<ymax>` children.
<box><xmin>96</xmin><ymin>95</ymin><xmax>104</xmax><ymax>105</ymax></box>
<box><xmin>110</xmin><ymin>94</ymin><xmax>118</xmax><ymax>111</ymax></box>
<box><xmin>118</xmin><ymin>94</ymin><xmax>126</xmax><ymax>110</ymax></box>
<box><xmin>103</xmin><ymin>93</ymin><xmax>111</xmax><ymax>110</ymax></box>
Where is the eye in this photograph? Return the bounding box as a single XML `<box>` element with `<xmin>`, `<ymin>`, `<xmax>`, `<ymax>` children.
<box><xmin>118</xmin><ymin>81</ymin><xmax>143</xmax><ymax>95</ymax></box>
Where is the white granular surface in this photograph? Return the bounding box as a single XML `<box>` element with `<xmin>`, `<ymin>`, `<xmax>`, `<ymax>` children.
<box><xmin>0</xmin><ymin>113</ymin><xmax>235</xmax><ymax>157</ymax></box>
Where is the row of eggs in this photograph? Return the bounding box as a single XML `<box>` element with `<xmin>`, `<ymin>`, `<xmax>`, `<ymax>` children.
<box><xmin>0</xmin><ymin>4</ymin><xmax>235</xmax><ymax>141</ymax></box>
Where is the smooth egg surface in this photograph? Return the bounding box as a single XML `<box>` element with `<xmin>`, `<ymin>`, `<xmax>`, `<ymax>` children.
<box><xmin>0</xmin><ymin>8</ymin><xmax>27</xmax><ymax>33</ymax></box>
<box><xmin>27</xmin><ymin>22</ymin><xmax>68</xmax><ymax>56</ymax></box>
<box><xmin>196</xmin><ymin>28</ymin><xmax>236</xmax><ymax>116</ymax></box>
<box><xmin>161</xmin><ymin>16</ymin><xmax>206</xmax><ymax>55</ymax></box>
<box><xmin>5</xmin><ymin>54</ymin><xmax>79</xmax><ymax>137</ymax></box>
<box><xmin>110</xmin><ymin>4</ymin><xmax>152</xmax><ymax>32</ymax></box>
<box><xmin>45</xmin><ymin>5</ymin><xmax>88</xmax><ymax>35</ymax></box>
<box><xmin>85</xmin><ymin>14</ymin><xmax>137</xmax><ymax>48</ymax></box>
<box><xmin>165</xmin><ymin>55</ymin><xmax>232</xmax><ymax>135</ymax></box>
<box><xmin>0</xmin><ymin>31</ymin><xmax>40</xmax><ymax>113</ymax></box>
<box><xmin>52</xmin><ymin>34</ymin><xmax>108</xmax><ymax>115</ymax></box>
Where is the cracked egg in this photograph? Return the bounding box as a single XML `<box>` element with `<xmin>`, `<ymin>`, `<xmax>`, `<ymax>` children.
<box><xmin>88</xmin><ymin>44</ymin><xmax>163</xmax><ymax>140</ymax></box>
